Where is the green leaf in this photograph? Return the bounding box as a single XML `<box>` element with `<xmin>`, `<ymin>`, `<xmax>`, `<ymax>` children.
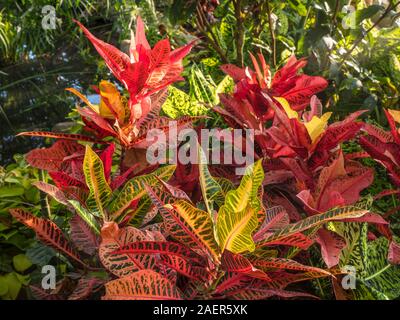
<box><xmin>0</xmin><ymin>186</ymin><xmax>25</xmax><ymax>198</ymax></box>
<box><xmin>12</xmin><ymin>254</ymin><xmax>32</xmax><ymax>273</ymax></box>
<box><xmin>83</xmin><ymin>145</ymin><xmax>112</xmax><ymax>219</ymax></box>
<box><xmin>26</xmin><ymin>242</ymin><xmax>56</xmax><ymax>267</ymax></box>
<box><xmin>332</xmin><ymin>222</ymin><xmax>400</xmax><ymax>300</ymax></box>
<box><xmin>198</xmin><ymin>146</ymin><xmax>224</xmax><ymax>217</ymax></box>
<box><xmin>68</xmin><ymin>200</ymin><xmax>101</xmax><ymax>235</ymax></box>
<box><xmin>0</xmin><ymin>273</ymin><xmax>22</xmax><ymax>300</ymax></box>
<box><xmin>258</xmin><ymin>205</ymin><xmax>369</xmax><ymax>247</ymax></box>
<box><xmin>162</xmin><ymin>86</ymin><xmax>208</xmax><ymax>118</ymax></box>
<box><xmin>355</xmin><ymin>5</ymin><xmax>383</xmax><ymax>25</ymax></box>
<box><xmin>215</xmin><ymin>76</ymin><xmax>234</xmax><ymax>104</ymax></box>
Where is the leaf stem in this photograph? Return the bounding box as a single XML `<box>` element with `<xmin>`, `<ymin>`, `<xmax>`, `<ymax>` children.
<box><xmin>364</xmin><ymin>264</ymin><xmax>392</xmax><ymax>281</ymax></box>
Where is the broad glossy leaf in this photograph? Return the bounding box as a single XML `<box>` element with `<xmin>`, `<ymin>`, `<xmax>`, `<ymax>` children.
<box><xmin>99</xmin><ymin>222</ymin><xmax>163</xmax><ymax>277</ymax></box>
<box><xmin>25</xmin><ymin>140</ymin><xmax>84</xmax><ymax>172</ymax></box>
<box><xmin>165</xmin><ymin>200</ymin><xmax>220</xmax><ymax>262</ymax></box>
<box><xmin>103</xmin><ymin>270</ymin><xmax>182</xmax><ymax>300</ymax></box>
<box><xmin>216</xmin><ymin>160</ymin><xmax>264</xmax><ymax>254</ymax></box>
<box><xmin>83</xmin><ymin>145</ymin><xmax>112</xmax><ymax>218</ymax></box>
<box><xmin>221</xmin><ymin>251</ymin><xmax>271</xmax><ymax>281</ymax></box>
<box><xmin>159</xmin><ymin>255</ymin><xmax>210</xmax><ymax>282</ymax></box>
<box><xmin>113</xmin><ymin>241</ymin><xmax>206</xmax><ymax>266</ymax></box>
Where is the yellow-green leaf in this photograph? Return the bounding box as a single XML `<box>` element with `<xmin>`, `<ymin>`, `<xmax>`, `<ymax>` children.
<box><xmin>216</xmin><ymin>160</ymin><xmax>264</xmax><ymax>254</ymax></box>
<box><xmin>164</xmin><ymin>200</ymin><xmax>220</xmax><ymax>262</ymax></box>
<box><xmin>257</xmin><ymin>205</ymin><xmax>368</xmax><ymax>247</ymax></box>
<box><xmin>83</xmin><ymin>145</ymin><xmax>112</xmax><ymax>219</ymax></box>
<box><xmin>198</xmin><ymin>146</ymin><xmax>223</xmax><ymax>217</ymax></box>
<box><xmin>109</xmin><ymin>165</ymin><xmax>176</xmax><ymax>220</ymax></box>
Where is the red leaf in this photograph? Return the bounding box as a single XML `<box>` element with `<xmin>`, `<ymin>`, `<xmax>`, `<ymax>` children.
<box><xmin>25</xmin><ymin>140</ymin><xmax>85</xmax><ymax>172</ymax></box>
<box><xmin>388</xmin><ymin>240</ymin><xmax>400</xmax><ymax>265</ymax></box>
<box><xmin>221</xmin><ymin>251</ymin><xmax>272</xmax><ymax>281</ymax></box>
<box><xmin>134</xmin><ymin>16</ymin><xmax>151</xmax><ymax>51</ymax></box>
<box><xmin>10</xmin><ymin>209</ymin><xmax>84</xmax><ymax>266</ymax></box>
<box><xmin>170</xmin><ymin>40</ymin><xmax>196</xmax><ymax>63</ymax></box>
<box><xmin>316</xmin><ymin>229</ymin><xmax>346</xmax><ymax>268</ymax></box>
<box><xmin>220</xmin><ymin>64</ymin><xmax>247</xmax><ymax>81</ymax></box>
<box><xmin>253</xmin><ymin>206</ymin><xmax>290</xmax><ymax>242</ymax></box>
<box><xmin>68</xmin><ymin>278</ymin><xmax>104</xmax><ymax>300</ymax></box>
<box><xmin>280</xmin><ymin>75</ymin><xmax>328</xmax><ymax>110</ymax></box>
<box><xmin>112</xmin><ymin>241</ymin><xmax>206</xmax><ymax>266</ymax></box>
<box><xmin>74</xmin><ymin>19</ymin><xmax>131</xmax><ymax>85</ymax></box>
<box><xmin>49</xmin><ymin>172</ymin><xmax>87</xmax><ymax>190</ymax></box>
<box><xmin>70</xmin><ymin>215</ymin><xmax>99</xmax><ymax>256</ymax></box>
<box><xmin>100</xmin><ymin>144</ymin><xmax>115</xmax><ymax>181</ymax></box>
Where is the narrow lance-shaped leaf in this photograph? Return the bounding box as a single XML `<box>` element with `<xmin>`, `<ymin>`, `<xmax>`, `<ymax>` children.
<box><xmin>198</xmin><ymin>145</ymin><xmax>224</xmax><ymax>217</ymax></box>
<box><xmin>9</xmin><ymin>209</ymin><xmax>84</xmax><ymax>266</ymax></box>
<box><xmin>257</xmin><ymin>205</ymin><xmax>368</xmax><ymax>248</ymax></box>
<box><xmin>17</xmin><ymin>131</ymin><xmax>100</xmax><ymax>143</ymax></box>
<box><xmin>251</xmin><ymin>257</ymin><xmax>331</xmax><ymax>276</ymax></box>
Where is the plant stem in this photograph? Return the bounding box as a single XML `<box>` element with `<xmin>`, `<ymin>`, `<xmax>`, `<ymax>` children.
<box><xmin>233</xmin><ymin>0</ymin><xmax>244</xmax><ymax>66</ymax></box>
<box><xmin>364</xmin><ymin>264</ymin><xmax>392</xmax><ymax>281</ymax></box>
<box><xmin>265</xmin><ymin>0</ymin><xmax>276</xmax><ymax>68</ymax></box>
<box><xmin>195</xmin><ymin>3</ymin><xmax>229</xmax><ymax>64</ymax></box>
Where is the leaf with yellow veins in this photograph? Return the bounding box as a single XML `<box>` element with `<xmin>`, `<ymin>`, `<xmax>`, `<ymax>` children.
<box><xmin>216</xmin><ymin>160</ymin><xmax>264</xmax><ymax>254</ymax></box>
<box><xmin>83</xmin><ymin>145</ymin><xmax>112</xmax><ymax>219</ymax></box>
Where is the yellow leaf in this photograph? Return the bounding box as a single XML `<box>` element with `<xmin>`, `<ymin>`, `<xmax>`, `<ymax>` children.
<box><xmin>99</xmin><ymin>81</ymin><xmax>125</xmax><ymax>120</ymax></box>
<box><xmin>275</xmin><ymin>97</ymin><xmax>298</xmax><ymax>119</ymax></box>
<box><xmin>304</xmin><ymin>112</ymin><xmax>332</xmax><ymax>144</ymax></box>
<box><xmin>66</xmin><ymin>87</ymin><xmax>99</xmax><ymax>113</ymax></box>
<box><xmin>388</xmin><ymin>109</ymin><xmax>400</xmax><ymax>124</ymax></box>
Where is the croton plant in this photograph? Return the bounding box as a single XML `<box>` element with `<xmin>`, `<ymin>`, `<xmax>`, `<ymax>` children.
<box><xmin>10</xmin><ymin>17</ymin><xmax>400</xmax><ymax>300</ymax></box>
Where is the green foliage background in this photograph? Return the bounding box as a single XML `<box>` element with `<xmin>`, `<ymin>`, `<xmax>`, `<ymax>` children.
<box><xmin>1</xmin><ymin>0</ymin><xmax>400</xmax><ymax>300</ymax></box>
